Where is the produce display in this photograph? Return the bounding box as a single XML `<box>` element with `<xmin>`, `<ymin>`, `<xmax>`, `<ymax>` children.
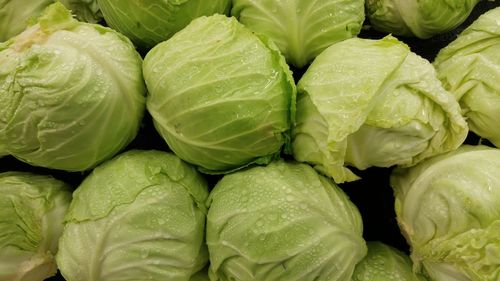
<box><xmin>0</xmin><ymin>1</ymin><xmax>499</xmax><ymax>281</ymax></box>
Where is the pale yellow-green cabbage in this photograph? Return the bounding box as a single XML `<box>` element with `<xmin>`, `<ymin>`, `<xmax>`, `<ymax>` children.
<box><xmin>293</xmin><ymin>35</ymin><xmax>468</xmax><ymax>183</ymax></box>
<box><xmin>352</xmin><ymin>242</ymin><xmax>427</xmax><ymax>281</ymax></box>
<box><xmin>366</xmin><ymin>0</ymin><xmax>479</xmax><ymax>38</ymax></box>
<box><xmin>434</xmin><ymin>7</ymin><xmax>500</xmax><ymax>147</ymax></box>
<box><xmin>231</xmin><ymin>0</ymin><xmax>365</xmax><ymax>68</ymax></box>
<box><xmin>0</xmin><ymin>3</ymin><xmax>145</xmax><ymax>171</ymax></box>
<box><xmin>392</xmin><ymin>145</ymin><xmax>500</xmax><ymax>281</ymax></box>
<box><xmin>57</xmin><ymin>150</ymin><xmax>209</xmax><ymax>281</ymax></box>
<box><xmin>144</xmin><ymin>15</ymin><xmax>296</xmax><ymax>174</ymax></box>
<box><xmin>97</xmin><ymin>0</ymin><xmax>231</xmax><ymax>50</ymax></box>
<box><xmin>207</xmin><ymin>161</ymin><xmax>366</xmax><ymax>281</ymax></box>
<box><xmin>0</xmin><ymin>172</ymin><xmax>71</xmax><ymax>281</ymax></box>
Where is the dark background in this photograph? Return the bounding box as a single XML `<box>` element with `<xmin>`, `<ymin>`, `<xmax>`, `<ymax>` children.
<box><xmin>0</xmin><ymin>1</ymin><xmax>498</xmax><ymax>279</ymax></box>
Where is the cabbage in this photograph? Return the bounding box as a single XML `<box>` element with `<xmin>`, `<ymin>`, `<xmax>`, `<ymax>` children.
<box><xmin>366</xmin><ymin>0</ymin><xmax>479</xmax><ymax>39</ymax></box>
<box><xmin>231</xmin><ymin>0</ymin><xmax>365</xmax><ymax>68</ymax></box>
<box><xmin>434</xmin><ymin>7</ymin><xmax>500</xmax><ymax>147</ymax></box>
<box><xmin>144</xmin><ymin>15</ymin><xmax>296</xmax><ymax>174</ymax></box>
<box><xmin>352</xmin><ymin>242</ymin><xmax>427</xmax><ymax>281</ymax></box>
<box><xmin>0</xmin><ymin>171</ymin><xmax>71</xmax><ymax>281</ymax></box>
<box><xmin>0</xmin><ymin>0</ymin><xmax>101</xmax><ymax>42</ymax></box>
<box><xmin>57</xmin><ymin>150</ymin><xmax>209</xmax><ymax>281</ymax></box>
<box><xmin>190</xmin><ymin>268</ymin><xmax>210</xmax><ymax>281</ymax></box>
<box><xmin>97</xmin><ymin>0</ymin><xmax>231</xmax><ymax>50</ymax></box>
<box><xmin>60</xmin><ymin>0</ymin><xmax>102</xmax><ymax>23</ymax></box>
<box><xmin>206</xmin><ymin>161</ymin><xmax>366</xmax><ymax>281</ymax></box>
<box><xmin>391</xmin><ymin>145</ymin><xmax>500</xmax><ymax>281</ymax></box>
<box><xmin>0</xmin><ymin>3</ymin><xmax>146</xmax><ymax>171</ymax></box>
<box><xmin>292</xmin><ymin>35</ymin><xmax>468</xmax><ymax>183</ymax></box>
<box><xmin>0</xmin><ymin>0</ymin><xmax>53</xmax><ymax>42</ymax></box>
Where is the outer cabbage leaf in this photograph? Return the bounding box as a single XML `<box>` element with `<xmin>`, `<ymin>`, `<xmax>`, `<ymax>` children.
<box><xmin>57</xmin><ymin>150</ymin><xmax>209</xmax><ymax>281</ymax></box>
<box><xmin>0</xmin><ymin>0</ymin><xmax>53</xmax><ymax>42</ymax></box>
<box><xmin>0</xmin><ymin>3</ymin><xmax>146</xmax><ymax>171</ymax></box>
<box><xmin>144</xmin><ymin>15</ymin><xmax>296</xmax><ymax>174</ymax></box>
<box><xmin>293</xmin><ymin>35</ymin><xmax>467</xmax><ymax>183</ymax></box>
<box><xmin>391</xmin><ymin>145</ymin><xmax>500</xmax><ymax>281</ymax></box>
<box><xmin>366</xmin><ymin>0</ymin><xmax>479</xmax><ymax>39</ymax></box>
<box><xmin>206</xmin><ymin>161</ymin><xmax>366</xmax><ymax>281</ymax></box>
<box><xmin>60</xmin><ymin>0</ymin><xmax>102</xmax><ymax>23</ymax></box>
<box><xmin>231</xmin><ymin>0</ymin><xmax>364</xmax><ymax>68</ymax></box>
<box><xmin>352</xmin><ymin>241</ymin><xmax>427</xmax><ymax>281</ymax></box>
<box><xmin>0</xmin><ymin>172</ymin><xmax>71</xmax><ymax>281</ymax></box>
<box><xmin>434</xmin><ymin>7</ymin><xmax>500</xmax><ymax>147</ymax></box>
<box><xmin>0</xmin><ymin>0</ymin><xmax>102</xmax><ymax>42</ymax></box>
<box><xmin>97</xmin><ymin>0</ymin><xmax>231</xmax><ymax>50</ymax></box>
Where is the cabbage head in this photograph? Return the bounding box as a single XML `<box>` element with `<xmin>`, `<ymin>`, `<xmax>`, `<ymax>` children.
<box><xmin>97</xmin><ymin>0</ymin><xmax>231</xmax><ymax>50</ymax></box>
<box><xmin>57</xmin><ymin>150</ymin><xmax>209</xmax><ymax>281</ymax></box>
<box><xmin>60</xmin><ymin>0</ymin><xmax>102</xmax><ymax>23</ymax></box>
<box><xmin>0</xmin><ymin>3</ymin><xmax>146</xmax><ymax>171</ymax></box>
<box><xmin>0</xmin><ymin>0</ymin><xmax>101</xmax><ymax>42</ymax></box>
<box><xmin>190</xmin><ymin>268</ymin><xmax>210</xmax><ymax>281</ymax></box>
<box><xmin>0</xmin><ymin>171</ymin><xmax>71</xmax><ymax>281</ymax></box>
<box><xmin>0</xmin><ymin>0</ymin><xmax>53</xmax><ymax>42</ymax></box>
<box><xmin>391</xmin><ymin>145</ymin><xmax>500</xmax><ymax>281</ymax></box>
<box><xmin>434</xmin><ymin>7</ymin><xmax>500</xmax><ymax>147</ymax></box>
<box><xmin>231</xmin><ymin>0</ymin><xmax>365</xmax><ymax>68</ymax></box>
<box><xmin>366</xmin><ymin>0</ymin><xmax>479</xmax><ymax>39</ymax></box>
<box><xmin>352</xmin><ymin>241</ymin><xmax>427</xmax><ymax>281</ymax></box>
<box><xmin>206</xmin><ymin>161</ymin><xmax>366</xmax><ymax>281</ymax></box>
<box><xmin>144</xmin><ymin>15</ymin><xmax>296</xmax><ymax>174</ymax></box>
<box><xmin>292</xmin><ymin>35</ymin><xmax>468</xmax><ymax>183</ymax></box>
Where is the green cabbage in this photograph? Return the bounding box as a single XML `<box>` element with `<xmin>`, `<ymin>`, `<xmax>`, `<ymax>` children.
<box><xmin>144</xmin><ymin>15</ymin><xmax>296</xmax><ymax>174</ymax></box>
<box><xmin>434</xmin><ymin>7</ymin><xmax>500</xmax><ymax>147</ymax></box>
<box><xmin>0</xmin><ymin>3</ymin><xmax>146</xmax><ymax>171</ymax></box>
<box><xmin>60</xmin><ymin>0</ymin><xmax>102</xmax><ymax>23</ymax></box>
<box><xmin>97</xmin><ymin>0</ymin><xmax>231</xmax><ymax>50</ymax></box>
<box><xmin>0</xmin><ymin>0</ymin><xmax>53</xmax><ymax>42</ymax></box>
<box><xmin>391</xmin><ymin>145</ymin><xmax>500</xmax><ymax>281</ymax></box>
<box><xmin>190</xmin><ymin>268</ymin><xmax>210</xmax><ymax>281</ymax></box>
<box><xmin>231</xmin><ymin>0</ymin><xmax>365</xmax><ymax>68</ymax></box>
<box><xmin>292</xmin><ymin>35</ymin><xmax>468</xmax><ymax>183</ymax></box>
<box><xmin>0</xmin><ymin>0</ymin><xmax>101</xmax><ymax>42</ymax></box>
<box><xmin>206</xmin><ymin>161</ymin><xmax>366</xmax><ymax>281</ymax></box>
<box><xmin>57</xmin><ymin>150</ymin><xmax>209</xmax><ymax>281</ymax></box>
<box><xmin>0</xmin><ymin>171</ymin><xmax>71</xmax><ymax>281</ymax></box>
<box><xmin>366</xmin><ymin>0</ymin><xmax>479</xmax><ymax>39</ymax></box>
<box><xmin>352</xmin><ymin>242</ymin><xmax>427</xmax><ymax>281</ymax></box>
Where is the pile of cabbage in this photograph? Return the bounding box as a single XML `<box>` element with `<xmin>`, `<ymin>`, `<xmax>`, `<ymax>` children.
<box><xmin>0</xmin><ymin>1</ymin><xmax>499</xmax><ymax>281</ymax></box>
